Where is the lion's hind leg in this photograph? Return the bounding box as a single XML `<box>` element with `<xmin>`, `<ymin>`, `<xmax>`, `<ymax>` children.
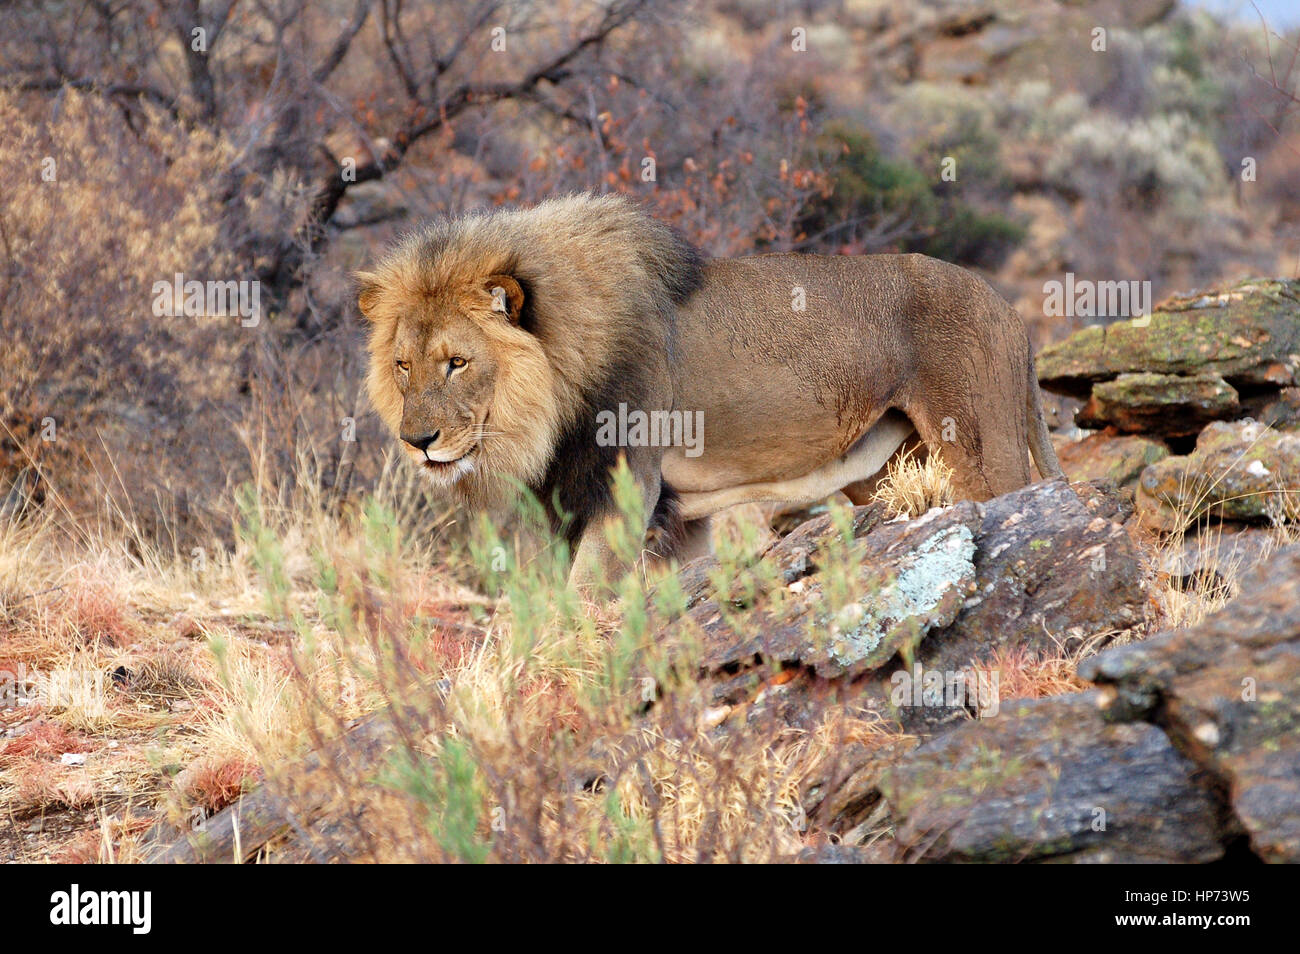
<box><xmin>906</xmin><ymin>393</ymin><xmax>1031</xmax><ymax>502</ymax></box>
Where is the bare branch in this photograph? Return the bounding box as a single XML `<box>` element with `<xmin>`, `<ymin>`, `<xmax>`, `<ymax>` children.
<box><xmin>305</xmin><ymin>0</ymin><xmax>654</xmax><ymax>242</ymax></box>
<box><xmin>313</xmin><ymin>0</ymin><xmax>374</xmax><ymax>85</ymax></box>
<box><xmin>380</xmin><ymin>0</ymin><xmax>419</xmax><ymax>100</ymax></box>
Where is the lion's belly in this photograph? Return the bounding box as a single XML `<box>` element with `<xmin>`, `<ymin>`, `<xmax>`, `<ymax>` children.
<box><xmin>660</xmin><ymin>395</ymin><xmax>864</xmax><ymax>493</ymax></box>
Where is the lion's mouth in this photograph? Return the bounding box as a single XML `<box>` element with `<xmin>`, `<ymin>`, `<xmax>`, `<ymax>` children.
<box><xmin>420</xmin><ymin>448</ymin><xmax>477</xmax><ymax>484</ymax></box>
<box><xmin>414</xmin><ymin>415</ymin><xmax>487</xmax><ymax>484</ymax></box>
<box><xmin>423</xmin><ymin>453</ymin><xmax>467</xmax><ymax>470</ymax></box>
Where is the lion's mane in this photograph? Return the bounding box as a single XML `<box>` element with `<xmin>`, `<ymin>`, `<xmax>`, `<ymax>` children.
<box><xmin>360</xmin><ymin>194</ymin><xmax>703</xmax><ymax>540</ymax></box>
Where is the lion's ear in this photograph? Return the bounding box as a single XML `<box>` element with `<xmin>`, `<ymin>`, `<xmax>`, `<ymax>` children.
<box><xmin>484</xmin><ymin>274</ymin><xmax>525</xmax><ymax>324</ymax></box>
<box><xmin>355</xmin><ymin>271</ymin><xmax>382</xmax><ymax>321</ymax></box>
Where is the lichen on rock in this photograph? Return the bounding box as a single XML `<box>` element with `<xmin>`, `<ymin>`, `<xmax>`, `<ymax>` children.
<box><xmin>825</xmin><ymin>519</ymin><xmax>977</xmax><ymax>672</ymax></box>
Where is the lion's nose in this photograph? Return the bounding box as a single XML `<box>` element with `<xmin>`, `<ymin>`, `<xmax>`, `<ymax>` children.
<box><xmin>402</xmin><ymin>430</ymin><xmax>441</xmax><ymax>454</ymax></box>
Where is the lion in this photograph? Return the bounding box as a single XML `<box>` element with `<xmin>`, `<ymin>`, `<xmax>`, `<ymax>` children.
<box><xmin>357</xmin><ymin>194</ymin><xmax>1063</xmax><ymax>590</ymax></box>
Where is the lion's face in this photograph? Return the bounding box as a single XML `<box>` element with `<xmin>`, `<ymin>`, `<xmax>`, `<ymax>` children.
<box><xmin>360</xmin><ymin>269</ymin><xmax>561</xmax><ymax>502</ymax></box>
<box><xmin>389</xmin><ymin>307</ymin><xmax>499</xmax><ymax>487</ymax></box>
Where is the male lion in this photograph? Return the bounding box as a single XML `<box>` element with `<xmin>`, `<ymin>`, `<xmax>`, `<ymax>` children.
<box><xmin>357</xmin><ymin>194</ymin><xmax>1063</xmax><ymax>589</ymax></box>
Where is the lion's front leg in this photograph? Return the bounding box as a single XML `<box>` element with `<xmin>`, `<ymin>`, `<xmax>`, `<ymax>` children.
<box><xmin>567</xmin><ymin>462</ymin><xmax>662</xmax><ymax>596</ymax></box>
<box><xmin>568</xmin><ymin>526</ymin><xmax>624</xmax><ymax>597</ymax></box>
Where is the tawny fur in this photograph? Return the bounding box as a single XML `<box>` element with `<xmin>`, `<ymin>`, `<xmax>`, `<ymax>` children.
<box><xmin>358</xmin><ymin>193</ymin><xmax>700</xmax><ymax>513</ymax></box>
<box><xmin>357</xmin><ymin>193</ymin><xmax>1063</xmax><ymax>586</ymax></box>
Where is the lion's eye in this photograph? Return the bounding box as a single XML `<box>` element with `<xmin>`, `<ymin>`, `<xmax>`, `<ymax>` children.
<box><xmin>449</xmin><ymin>356</ymin><xmax>467</xmax><ymax>370</ymax></box>
<box><xmin>394</xmin><ymin>359</ymin><xmax>409</xmax><ymax>373</ymax></box>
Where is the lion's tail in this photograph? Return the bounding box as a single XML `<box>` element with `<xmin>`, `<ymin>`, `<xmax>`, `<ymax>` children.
<box><xmin>1026</xmin><ymin>348</ymin><xmax>1065</xmax><ymax>481</ymax></box>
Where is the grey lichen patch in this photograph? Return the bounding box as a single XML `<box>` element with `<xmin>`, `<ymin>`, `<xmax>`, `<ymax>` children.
<box><xmin>825</xmin><ymin>522</ymin><xmax>977</xmax><ymax>674</ymax></box>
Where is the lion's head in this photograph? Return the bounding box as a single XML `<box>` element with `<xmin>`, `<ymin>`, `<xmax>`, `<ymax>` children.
<box><xmin>358</xmin><ymin>262</ymin><xmax>560</xmax><ymax>506</ymax></box>
<box><xmin>357</xmin><ymin>194</ymin><xmax>702</xmax><ymax>513</ymax></box>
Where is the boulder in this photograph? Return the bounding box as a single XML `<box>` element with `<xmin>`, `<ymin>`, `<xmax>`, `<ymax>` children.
<box><xmin>665</xmin><ymin>480</ymin><xmax>1146</xmax><ymax>699</ymax></box>
<box><xmin>1135</xmin><ymin>420</ymin><xmax>1300</xmax><ymax>531</ymax></box>
<box><xmin>882</xmin><ymin>692</ymin><xmax>1226</xmax><ymax>863</ymax></box>
<box><xmin>677</xmin><ymin>503</ymin><xmax>984</xmax><ymax>681</ymax></box>
<box><xmin>1077</xmin><ymin>371</ymin><xmax>1239</xmax><ymax>437</ymax></box>
<box><xmin>1081</xmin><ymin>545</ymin><xmax>1300</xmax><ymax>863</ymax></box>
<box><xmin>672</xmin><ymin>502</ymin><xmax>890</xmax><ymax>611</ymax></box>
<box><xmin>917</xmin><ymin>479</ymin><xmax>1146</xmax><ymax>673</ymax></box>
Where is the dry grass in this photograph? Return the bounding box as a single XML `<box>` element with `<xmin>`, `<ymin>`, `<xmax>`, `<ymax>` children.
<box><xmin>0</xmin><ymin>430</ymin><xmax>1158</xmax><ymax>863</ymax></box>
<box><xmin>871</xmin><ymin>448</ymin><xmax>955</xmax><ymax>519</ymax></box>
<box><xmin>1145</xmin><ymin>429</ymin><xmax>1300</xmax><ymax>631</ymax></box>
<box><xmin>1154</xmin><ymin>518</ymin><xmax>1299</xmax><ymax>630</ymax></box>
<box><xmin>8</xmin><ymin>423</ymin><xmax>1293</xmax><ymax>861</ymax></box>
<box><xmin>983</xmin><ymin>638</ymin><xmax>1099</xmax><ymax>703</ymax></box>
<box><xmin>0</xmin><ymin>432</ymin><xmax>449</xmax><ymax>859</ymax></box>
<box><xmin>0</xmin><ymin>443</ymin><xmax>930</xmax><ymax>862</ymax></box>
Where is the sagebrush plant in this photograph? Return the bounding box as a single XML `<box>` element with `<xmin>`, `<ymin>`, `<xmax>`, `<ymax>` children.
<box><xmin>184</xmin><ymin>454</ymin><xmax>914</xmax><ymax>863</ymax></box>
<box><xmin>1046</xmin><ymin>112</ymin><xmax>1224</xmax><ymax>217</ymax></box>
<box><xmin>0</xmin><ymin>87</ymin><xmax>392</xmax><ymax>558</ymax></box>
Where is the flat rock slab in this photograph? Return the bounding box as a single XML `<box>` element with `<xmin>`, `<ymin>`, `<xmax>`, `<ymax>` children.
<box><xmin>882</xmin><ymin>692</ymin><xmax>1225</xmax><ymax>863</ymax></box>
<box><xmin>1038</xmin><ymin>278</ymin><xmax>1300</xmax><ymax>397</ymax></box>
<box><xmin>674</xmin><ymin>503</ymin><xmax>984</xmax><ymax>680</ymax></box>
<box><xmin>664</xmin><ymin>480</ymin><xmax>1147</xmax><ymax>702</ymax></box>
<box><xmin>1077</xmin><ymin>371</ymin><xmax>1239</xmax><ymax>437</ymax></box>
<box><xmin>918</xmin><ymin>479</ymin><xmax>1146</xmax><ymax>672</ymax></box>
<box><xmin>1082</xmin><ymin>545</ymin><xmax>1300</xmax><ymax>863</ymax></box>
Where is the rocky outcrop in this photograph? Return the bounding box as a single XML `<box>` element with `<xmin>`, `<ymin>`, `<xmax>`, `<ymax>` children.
<box><xmin>884</xmin><ymin>1</ymin><xmax>1178</xmax><ymax>88</ymax></box>
<box><xmin>1161</xmin><ymin>526</ymin><xmax>1277</xmax><ymax>585</ymax></box>
<box><xmin>151</xmin><ymin>490</ymin><xmax>1300</xmax><ymax>866</ymax></box>
<box><xmin>1076</xmin><ymin>371</ymin><xmax>1239</xmax><ymax>437</ymax></box>
<box><xmin>1081</xmin><ymin>545</ymin><xmax>1300</xmax><ymax>863</ymax></box>
<box><xmin>919</xmin><ymin>479</ymin><xmax>1144</xmax><ymax>671</ymax></box>
<box><xmin>1040</xmin><ymin>277</ymin><xmax>1300</xmax><ymax>541</ymax></box>
<box><xmin>795</xmin><ymin>540</ymin><xmax>1300</xmax><ymax>864</ymax></box>
<box><xmin>883</xmin><ymin>692</ymin><xmax>1225</xmax><ymax>862</ymax></box>
<box><xmin>1037</xmin><ymin>279</ymin><xmax>1300</xmax><ymax>400</ymax></box>
<box><xmin>678</xmin><ymin>502</ymin><xmax>982</xmax><ymax>682</ymax></box>
<box><xmin>657</xmin><ymin>465</ymin><xmax>1297</xmax><ymax>862</ymax></box>
<box><xmin>1136</xmin><ymin>420</ymin><xmax>1300</xmax><ymax>531</ymax></box>
<box><xmin>665</xmin><ymin>481</ymin><xmax>1145</xmax><ymax>702</ymax></box>
<box><xmin>810</xmin><ymin>543</ymin><xmax>1300</xmax><ymax>863</ymax></box>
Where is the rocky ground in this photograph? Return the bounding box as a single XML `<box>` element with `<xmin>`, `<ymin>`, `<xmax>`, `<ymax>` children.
<box><xmin>132</xmin><ymin>277</ymin><xmax>1300</xmax><ymax>864</ymax></box>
